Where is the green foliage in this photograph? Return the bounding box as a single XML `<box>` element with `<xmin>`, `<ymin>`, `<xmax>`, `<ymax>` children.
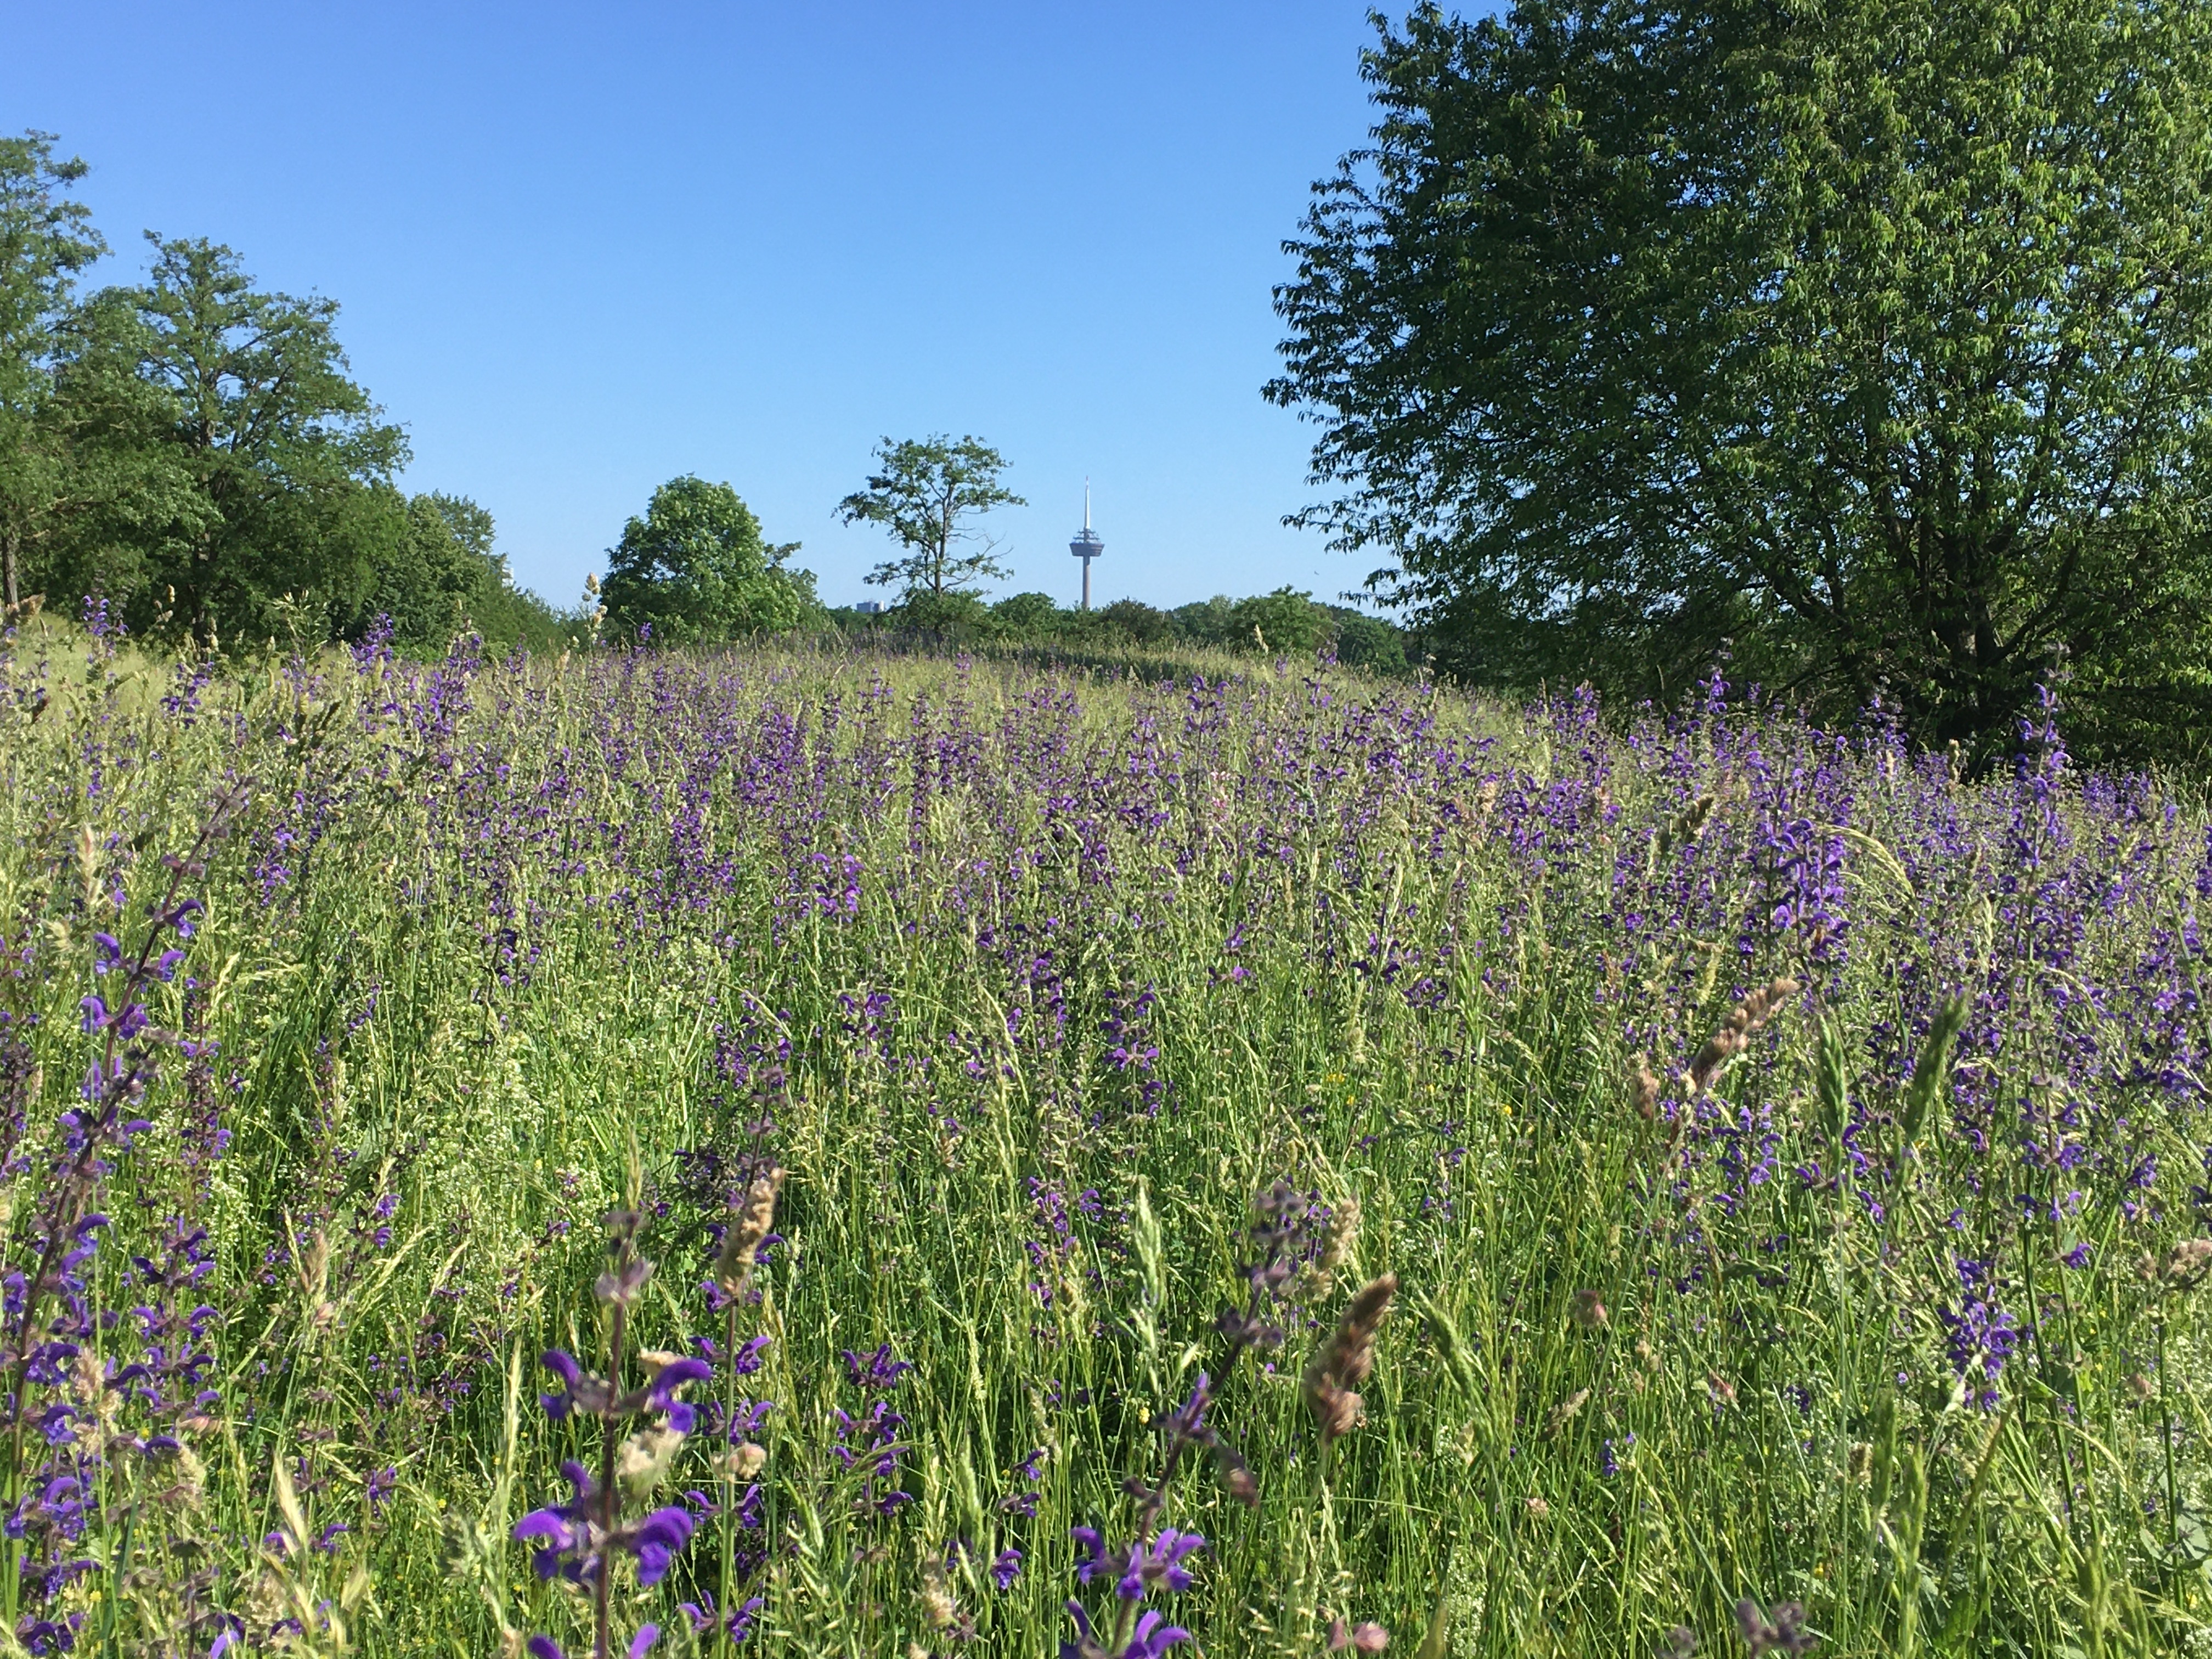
<box><xmin>1161</xmin><ymin>590</ymin><xmax>1334</xmax><ymax>656</ymax></box>
<box><xmin>58</xmin><ymin>235</ymin><xmax>413</xmax><ymax>645</ymax></box>
<box><xmin>1229</xmin><ymin>586</ymin><xmax>1327</xmax><ymax>654</ymax></box>
<box><xmin>1272</xmin><ymin>0</ymin><xmax>2212</xmax><ymax>765</ymax></box>
<box><xmin>1169</xmin><ymin>595</ymin><xmax>1240</xmax><ymax>647</ymax></box>
<box><xmin>990</xmin><ymin>590</ymin><xmax>1068</xmax><ymax>636</ymax></box>
<box><xmin>886</xmin><ymin>588</ymin><xmax>993</xmax><ymax>634</ymax></box>
<box><xmin>343</xmin><ymin>492</ymin><xmax>573</xmax><ymax>655</ymax></box>
<box><xmin>601</xmin><ymin>474</ymin><xmax>817</xmax><ymax>645</ymax></box>
<box><xmin>1331</xmin><ymin>612</ymin><xmax>1406</xmax><ymax>673</ymax></box>
<box><xmin>0</xmin><ymin>135</ymin><xmax>578</xmax><ymax>656</ymax></box>
<box><xmin>838</xmin><ymin>434</ymin><xmax>1023</xmax><ymax>600</ymax></box>
<box><xmin>0</xmin><ymin>132</ymin><xmax>108</xmax><ymax>611</ymax></box>
<box><xmin>1091</xmin><ymin>597</ymin><xmax>1171</xmax><ymax>644</ymax></box>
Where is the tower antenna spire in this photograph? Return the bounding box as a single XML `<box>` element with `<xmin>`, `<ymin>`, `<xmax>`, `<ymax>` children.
<box><xmin>1069</xmin><ymin>481</ymin><xmax>1105</xmax><ymax>611</ymax></box>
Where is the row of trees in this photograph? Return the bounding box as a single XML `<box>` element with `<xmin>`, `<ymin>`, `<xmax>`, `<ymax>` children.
<box><xmin>0</xmin><ymin>182</ymin><xmax>1368</xmax><ymax>673</ymax></box>
<box><xmin>590</xmin><ymin>435</ymin><xmax>1026</xmax><ymax>643</ymax></box>
<box><xmin>829</xmin><ymin>584</ymin><xmax>1409</xmax><ymax>669</ymax></box>
<box><xmin>1</xmin><ymin>133</ymin><xmax>576</xmax><ymax>653</ymax></box>
<box><xmin>601</xmin><ymin>458</ymin><xmax>1414</xmax><ymax>670</ymax></box>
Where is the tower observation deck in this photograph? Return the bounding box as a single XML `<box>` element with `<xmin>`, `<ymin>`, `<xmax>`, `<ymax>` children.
<box><xmin>1069</xmin><ymin>482</ymin><xmax>1104</xmax><ymax>611</ymax></box>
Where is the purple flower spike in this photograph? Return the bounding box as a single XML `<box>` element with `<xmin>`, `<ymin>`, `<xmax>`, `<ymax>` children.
<box><xmin>527</xmin><ymin>1640</ymin><xmax>566</xmax><ymax>1659</ymax></box>
<box><xmin>627</xmin><ymin>1626</ymin><xmax>660</xmax><ymax>1659</ymax></box>
<box><xmin>1071</xmin><ymin>1526</ymin><xmax>1109</xmax><ymax>1584</ymax></box>
<box><xmin>645</xmin><ymin>1357</ymin><xmax>713</xmax><ymax>1404</ymax></box>
<box><xmin>1061</xmin><ymin>1599</ymin><xmax>1099</xmax><ymax>1659</ymax></box>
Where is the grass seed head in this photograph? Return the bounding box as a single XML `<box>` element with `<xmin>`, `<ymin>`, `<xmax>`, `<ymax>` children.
<box><xmin>1312</xmin><ymin>1195</ymin><xmax>1362</xmax><ymax>1297</ymax></box>
<box><xmin>1630</xmin><ymin>1056</ymin><xmax>1661</xmax><ymax>1121</ymax></box>
<box><xmin>1328</xmin><ymin>1618</ymin><xmax>1391</xmax><ymax>1651</ymax></box>
<box><xmin>1735</xmin><ymin>1598</ymin><xmax>1815</xmax><ymax>1657</ymax></box>
<box><xmin>1685</xmin><ymin>979</ymin><xmax>1799</xmax><ymax>1096</ymax></box>
<box><xmin>714</xmin><ymin>1166</ymin><xmax>786</xmax><ymax>1298</ymax></box>
<box><xmin>1543</xmin><ymin>1389</ymin><xmax>1590</xmax><ymax>1437</ymax></box>
<box><xmin>1305</xmin><ymin>1272</ymin><xmax>1398</xmax><ymax>1444</ymax></box>
<box><xmin>615</xmin><ymin>1425</ymin><xmax>681</xmax><ymax>1492</ymax></box>
<box><xmin>2157</xmin><ymin>1238</ymin><xmax>2212</xmax><ymax>1293</ymax></box>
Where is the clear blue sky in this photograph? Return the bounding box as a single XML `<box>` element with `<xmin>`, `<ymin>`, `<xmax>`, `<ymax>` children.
<box><xmin>3</xmin><ymin>2</ymin><xmax>1396</xmax><ymax>612</ymax></box>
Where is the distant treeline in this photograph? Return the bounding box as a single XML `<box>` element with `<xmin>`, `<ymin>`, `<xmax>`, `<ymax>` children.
<box><xmin>825</xmin><ymin>588</ymin><xmax>1417</xmax><ymax>672</ymax></box>
<box><xmin>3</xmin><ymin>135</ymin><xmax>1413</xmax><ymax>674</ymax></box>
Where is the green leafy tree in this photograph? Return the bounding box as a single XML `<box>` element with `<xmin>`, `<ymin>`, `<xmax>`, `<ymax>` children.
<box><xmin>890</xmin><ymin>589</ymin><xmax>992</xmax><ymax>634</ymax></box>
<box><xmin>1170</xmin><ymin>596</ymin><xmax>1239</xmax><ymax>647</ymax></box>
<box><xmin>0</xmin><ymin>132</ymin><xmax>112</xmax><ymax>611</ymax></box>
<box><xmin>58</xmin><ymin>235</ymin><xmax>409</xmax><ymax>644</ymax></box>
<box><xmin>1271</xmin><ymin>0</ymin><xmax>2212</xmax><ymax>764</ymax></box>
<box><xmin>347</xmin><ymin>492</ymin><xmax>546</xmax><ymax>653</ymax></box>
<box><xmin>1092</xmin><ymin>597</ymin><xmax>1172</xmax><ymax>644</ymax></box>
<box><xmin>1332</xmin><ymin>613</ymin><xmax>1407</xmax><ymax>674</ymax></box>
<box><xmin>1230</xmin><ymin>587</ymin><xmax>1328</xmax><ymax>654</ymax></box>
<box><xmin>991</xmin><ymin>590</ymin><xmax>1067</xmax><ymax>637</ymax></box>
<box><xmin>838</xmin><ymin>435</ymin><xmax>1023</xmax><ymax>601</ymax></box>
<box><xmin>601</xmin><ymin>475</ymin><xmax>816</xmax><ymax>644</ymax></box>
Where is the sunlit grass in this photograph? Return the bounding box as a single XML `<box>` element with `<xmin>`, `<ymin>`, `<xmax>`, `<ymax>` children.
<box><xmin>1</xmin><ymin>622</ymin><xmax>2208</xmax><ymax>1656</ymax></box>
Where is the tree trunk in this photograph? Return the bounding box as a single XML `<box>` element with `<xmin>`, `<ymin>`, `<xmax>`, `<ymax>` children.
<box><xmin>3</xmin><ymin>528</ymin><xmax>17</xmax><ymax>613</ymax></box>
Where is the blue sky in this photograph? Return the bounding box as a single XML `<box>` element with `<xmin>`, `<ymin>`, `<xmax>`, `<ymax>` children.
<box><xmin>3</xmin><ymin>2</ymin><xmax>1393</xmax><ymax>612</ymax></box>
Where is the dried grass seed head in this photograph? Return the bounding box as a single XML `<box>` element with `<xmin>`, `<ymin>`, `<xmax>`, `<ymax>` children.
<box><xmin>1543</xmin><ymin>1388</ymin><xmax>1590</xmax><ymax>1437</ymax></box>
<box><xmin>1304</xmin><ymin>1272</ymin><xmax>1398</xmax><ymax>1443</ymax></box>
<box><xmin>714</xmin><ymin>1166</ymin><xmax>786</xmax><ymax>1296</ymax></box>
<box><xmin>1685</xmin><ymin>978</ymin><xmax>1799</xmax><ymax>1096</ymax></box>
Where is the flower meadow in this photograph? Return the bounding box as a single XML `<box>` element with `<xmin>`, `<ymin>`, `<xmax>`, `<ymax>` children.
<box><xmin>3</xmin><ymin>615</ymin><xmax>2212</xmax><ymax>1658</ymax></box>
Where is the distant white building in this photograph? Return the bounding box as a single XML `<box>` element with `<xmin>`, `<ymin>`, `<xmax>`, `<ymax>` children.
<box><xmin>853</xmin><ymin>600</ymin><xmax>884</xmax><ymax>615</ymax></box>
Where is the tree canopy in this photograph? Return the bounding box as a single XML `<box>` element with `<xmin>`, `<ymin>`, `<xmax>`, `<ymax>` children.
<box><xmin>838</xmin><ymin>435</ymin><xmax>1023</xmax><ymax>601</ymax></box>
<box><xmin>1271</xmin><ymin>0</ymin><xmax>2212</xmax><ymax>765</ymax></box>
<box><xmin>0</xmin><ymin>135</ymin><xmax>584</xmax><ymax>656</ymax></box>
<box><xmin>1</xmin><ymin>132</ymin><xmax>109</xmax><ymax>612</ymax></box>
<box><xmin>601</xmin><ymin>475</ymin><xmax>817</xmax><ymax>644</ymax></box>
<box><xmin>62</xmin><ymin>235</ymin><xmax>412</xmax><ymax>645</ymax></box>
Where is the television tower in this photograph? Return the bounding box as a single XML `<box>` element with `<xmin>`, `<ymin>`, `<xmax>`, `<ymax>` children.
<box><xmin>1069</xmin><ymin>481</ymin><xmax>1104</xmax><ymax>611</ymax></box>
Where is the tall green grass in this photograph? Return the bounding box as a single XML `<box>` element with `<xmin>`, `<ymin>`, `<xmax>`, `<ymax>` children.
<box><xmin>0</xmin><ymin>617</ymin><xmax>2208</xmax><ymax>1657</ymax></box>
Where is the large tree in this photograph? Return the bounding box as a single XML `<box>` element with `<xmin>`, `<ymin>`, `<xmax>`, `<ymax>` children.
<box><xmin>601</xmin><ymin>475</ymin><xmax>816</xmax><ymax>644</ymax></box>
<box><xmin>1271</xmin><ymin>1</ymin><xmax>2212</xmax><ymax>764</ymax></box>
<box><xmin>346</xmin><ymin>491</ymin><xmax>537</xmax><ymax>653</ymax></box>
<box><xmin>0</xmin><ymin>132</ymin><xmax>106</xmax><ymax>611</ymax></box>
<box><xmin>838</xmin><ymin>435</ymin><xmax>1023</xmax><ymax>602</ymax></box>
<box><xmin>61</xmin><ymin>235</ymin><xmax>408</xmax><ymax>644</ymax></box>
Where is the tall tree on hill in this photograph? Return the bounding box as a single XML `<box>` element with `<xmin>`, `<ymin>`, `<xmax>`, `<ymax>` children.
<box><xmin>838</xmin><ymin>435</ymin><xmax>1023</xmax><ymax>605</ymax></box>
<box><xmin>64</xmin><ymin>235</ymin><xmax>408</xmax><ymax>644</ymax></box>
<box><xmin>1271</xmin><ymin>0</ymin><xmax>2212</xmax><ymax>765</ymax></box>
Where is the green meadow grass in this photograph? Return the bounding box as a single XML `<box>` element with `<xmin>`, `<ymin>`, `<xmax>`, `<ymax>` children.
<box><xmin>1</xmin><ymin>620</ymin><xmax>2208</xmax><ymax>1657</ymax></box>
